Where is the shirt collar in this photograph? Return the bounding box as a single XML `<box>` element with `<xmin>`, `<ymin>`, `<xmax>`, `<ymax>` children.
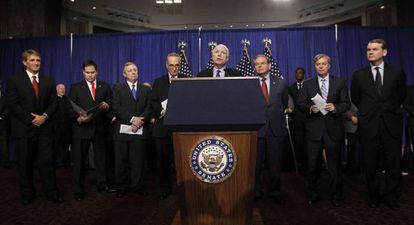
<box><xmin>318</xmin><ymin>74</ymin><xmax>329</xmax><ymax>82</ymax></box>
<box><xmin>26</xmin><ymin>70</ymin><xmax>39</xmax><ymax>79</ymax></box>
<box><xmin>126</xmin><ymin>80</ymin><xmax>137</xmax><ymax>88</ymax></box>
<box><xmin>370</xmin><ymin>61</ymin><xmax>384</xmax><ymax>70</ymax></box>
<box><xmin>85</xmin><ymin>79</ymin><xmax>97</xmax><ymax>86</ymax></box>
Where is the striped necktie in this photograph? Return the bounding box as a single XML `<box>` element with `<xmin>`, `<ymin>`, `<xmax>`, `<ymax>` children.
<box><xmin>320</xmin><ymin>78</ymin><xmax>328</xmax><ymax>100</ymax></box>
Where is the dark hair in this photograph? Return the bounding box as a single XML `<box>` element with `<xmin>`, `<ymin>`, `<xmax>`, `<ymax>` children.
<box><xmin>82</xmin><ymin>59</ymin><xmax>98</xmax><ymax>70</ymax></box>
<box><xmin>295</xmin><ymin>67</ymin><xmax>305</xmax><ymax>74</ymax></box>
<box><xmin>368</xmin><ymin>38</ymin><xmax>388</xmax><ymax>50</ymax></box>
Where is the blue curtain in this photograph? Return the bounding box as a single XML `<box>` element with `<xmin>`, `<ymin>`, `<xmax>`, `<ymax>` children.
<box><xmin>1</xmin><ymin>26</ymin><xmax>413</xmax><ymax>87</ymax></box>
<box><xmin>337</xmin><ymin>26</ymin><xmax>414</xmax><ymax>85</ymax></box>
<box><xmin>0</xmin><ymin>35</ymin><xmax>71</xmax><ymax>89</ymax></box>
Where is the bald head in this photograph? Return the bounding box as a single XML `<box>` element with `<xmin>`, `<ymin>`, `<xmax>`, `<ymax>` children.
<box><xmin>56</xmin><ymin>84</ymin><xmax>65</xmax><ymax>96</ymax></box>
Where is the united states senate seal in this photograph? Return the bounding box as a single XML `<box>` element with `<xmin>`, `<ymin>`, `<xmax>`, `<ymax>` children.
<box><xmin>189</xmin><ymin>136</ymin><xmax>237</xmax><ymax>183</ymax></box>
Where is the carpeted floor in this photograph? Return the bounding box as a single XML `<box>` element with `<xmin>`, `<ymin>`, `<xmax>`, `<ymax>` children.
<box><xmin>0</xmin><ymin>167</ymin><xmax>413</xmax><ymax>225</ymax></box>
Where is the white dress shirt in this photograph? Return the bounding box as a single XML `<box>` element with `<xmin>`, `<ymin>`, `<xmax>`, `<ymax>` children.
<box><xmin>371</xmin><ymin>61</ymin><xmax>384</xmax><ymax>84</ymax></box>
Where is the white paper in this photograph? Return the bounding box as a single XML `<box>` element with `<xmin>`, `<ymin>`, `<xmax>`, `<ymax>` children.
<box><xmin>119</xmin><ymin>124</ymin><xmax>143</xmax><ymax>135</ymax></box>
<box><xmin>161</xmin><ymin>99</ymin><xmax>168</xmax><ymax>110</ymax></box>
<box><xmin>311</xmin><ymin>93</ymin><xmax>328</xmax><ymax>115</ymax></box>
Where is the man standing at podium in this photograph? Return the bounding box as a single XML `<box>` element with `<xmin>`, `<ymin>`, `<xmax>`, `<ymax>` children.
<box><xmin>197</xmin><ymin>44</ymin><xmax>242</xmax><ymax>77</ymax></box>
<box><xmin>253</xmin><ymin>54</ymin><xmax>289</xmax><ymax>204</ymax></box>
<box><xmin>151</xmin><ymin>53</ymin><xmax>182</xmax><ymax>199</ymax></box>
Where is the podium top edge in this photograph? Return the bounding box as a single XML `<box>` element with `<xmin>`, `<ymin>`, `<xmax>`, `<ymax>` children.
<box><xmin>171</xmin><ymin>77</ymin><xmax>260</xmax><ymax>81</ymax></box>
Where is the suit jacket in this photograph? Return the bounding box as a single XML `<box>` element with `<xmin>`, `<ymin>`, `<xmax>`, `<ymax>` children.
<box><xmin>68</xmin><ymin>80</ymin><xmax>112</xmax><ymax>139</ymax></box>
<box><xmin>288</xmin><ymin>83</ymin><xmax>306</xmax><ymax>128</ymax></box>
<box><xmin>197</xmin><ymin>67</ymin><xmax>242</xmax><ymax>77</ymax></box>
<box><xmin>112</xmin><ymin>82</ymin><xmax>152</xmax><ymax>141</ymax></box>
<box><xmin>52</xmin><ymin>95</ymin><xmax>72</xmax><ymax>140</ymax></box>
<box><xmin>151</xmin><ymin>74</ymin><xmax>173</xmax><ymax>138</ymax></box>
<box><xmin>258</xmin><ymin>75</ymin><xmax>289</xmax><ymax>138</ymax></box>
<box><xmin>0</xmin><ymin>91</ymin><xmax>9</xmax><ymax>131</ymax></box>
<box><xmin>404</xmin><ymin>85</ymin><xmax>414</xmax><ymax>127</ymax></box>
<box><xmin>297</xmin><ymin>75</ymin><xmax>350</xmax><ymax>141</ymax></box>
<box><xmin>351</xmin><ymin>63</ymin><xmax>406</xmax><ymax>138</ymax></box>
<box><xmin>6</xmin><ymin>73</ymin><xmax>57</xmax><ymax>138</ymax></box>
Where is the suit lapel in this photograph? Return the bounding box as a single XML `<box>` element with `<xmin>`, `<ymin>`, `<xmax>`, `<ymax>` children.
<box><xmin>38</xmin><ymin>75</ymin><xmax>46</xmax><ymax>100</ymax></box>
<box><xmin>135</xmin><ymin>83</ymin><xmax>143</xmax><ymax>102</ymax></box>
<box><xmin>327</xmin><ymin>75</ymin><xmax>335</xmax><ymax>101</ymax></box>
<box><xmin>23</xmin><ymin>74</ymin><xmax>37</xmax><ymax>99</ymax></box>
<box><xmin>82</xmin><ymin>80</ymin><xmax>95</xmax><ymax>102</ymax></box>
<box><xmin>268</xmin><ymin>76</ymin><xmax>277</xmax><ymax>104</ymax></box>
<box><xmin>382</xmin><ymin>63</ymin><xmax>391</xmax><ymax>95</ymax></box>
<box><xmin>313</xmin><ymin>77</ymin><xmax>321</xmax><ymax>96</ymax></box>
<box><xmin>365</xmin><ymin>66</ymin><xmax>382</xmax><ymax>99</ymax></box>
<box><xmin>123</xmin><ymin>82</ymin><xmax>136</xmax><ymax>102</ymax></box>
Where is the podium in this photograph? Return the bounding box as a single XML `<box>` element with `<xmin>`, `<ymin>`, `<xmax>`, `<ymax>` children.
<box><xmin>164</xmin><ymin>77</ymin><xmax>266</xmax><ymax>225</ymax></box>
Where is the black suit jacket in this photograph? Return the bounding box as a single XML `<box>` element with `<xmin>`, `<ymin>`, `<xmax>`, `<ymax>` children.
<box><xmin>52</xmin><ymin>95</ymin><xmax>72</xmax><ymax>139</ymax></box>
<box><xmin>6</xmin><ymin>73</ymin><xmax>57</xmax><ymax>138</ymax></box>
<box><xmin>288</xmin><ymin>83</ymin><xmax>306</xmax><ymax>128</ymax></box>
<box><xmin>257</xmin><ymin>75</ymin><xmax>289</xmax><ymax>138</ymax></box>
<box><xmin>297</xmin><ymin>75</ymin><xmax>350</xmax><ymax>141</ymax></box>
<box><xmin>68</xmin><ymin>80</ymin><xmax>112</xmax><ymax>139</ymax></box>
<box><xmin>151</xmin><ymin>74</ymin><xmax>173</xmax><ymax>138</ymax></box>
<box><xmin>197</xmin><ymin>67</ymin><xmax>242</xmax><ymax>77</ymax></box>
<box><xmin>112</xmin><ymin>82</ymin><xmax>152</xmax><ymax>141</ymax></box>
<box><xmin>0</xmin><ymin>91</ymin><xmax>9</xmax><ymax>131</ymax></box>
<box><xmin>351</xmin><ymin>64</ymin><xmax>406</xmax><ymax>138</ymax></box>
<box><xmin>404</xmin><ymin>85</ymin><xmax>414</xmax><ymax>127</ymax></box>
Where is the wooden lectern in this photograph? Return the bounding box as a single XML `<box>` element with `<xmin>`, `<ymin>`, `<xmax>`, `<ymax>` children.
<box><xmin>164</xmin><ymin>77</ymin><xmax>266</xmax><ymax>225</ymax></box>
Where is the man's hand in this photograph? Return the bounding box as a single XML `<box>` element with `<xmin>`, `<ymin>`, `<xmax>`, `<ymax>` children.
<box><xmin>324</xmin><ymin>103</ymin><xmax>336</xmax><ymax>112</ymax></box>
<box><xmin>77</xmin><ymin>113</ymin><xmax>93</xmax><ymax>124</ymax></box>
<box><xmin>31</xmin><ymin>113</ymin><xmax>46</xmax><ymax>127</ymax></box>
<box><xmin>99</xmin><ymin>101</ymin><xmax>109</xmax><ymax>111</ymax></box>
<box><xmin>351</xmin><ymin>115</ymin><xmax>358</xmax><ymax>125</ymax></box>
<box><xmin>160</xmin><ymin>109</ymin><xmax>166</xmax><ymax>117</ymax></box>
<box><xmin>310</xmin><ymin>105</ymin><xmax>320</xmax><ymax>113</ymax></box>
<box><xmin>131</xmin><ymin>116</ymin><xmax>144</xmax><ymax>128</ymax></box>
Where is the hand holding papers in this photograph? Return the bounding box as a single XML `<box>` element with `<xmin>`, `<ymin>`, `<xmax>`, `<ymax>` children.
<box><xmin>311</xmin><ymin>93</ymin><xmax>328</xmax><ymax>115</ymax></box>
<box><xmin>69</xmin><ymin>100</ymin><xmax>100</xmax><ymax>116</ymax></box>
<box><xmin>119</xmin><ymin>124</ymin><xmax>143</xmax><ymax>135</ymax></box>
<box><xmin>160</xmin><ymin>99</ymin><xmax>168</xmax><ymax>118</ymax></box>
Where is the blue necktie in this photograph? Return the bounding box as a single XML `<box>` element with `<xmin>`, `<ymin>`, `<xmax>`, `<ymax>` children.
<box><xmin>215</xmin><ymin>69</ymin><xmax>221</xmax><ymax>78</ymax></box>
<box><xmin>321</xmin><ymin>79</ymin><xmax>328</xmax><ymax>100</ymax></box>
<box><xmin>131</xmin><ymin>84</ymin><xmax>137</xmax><ymax>100</ymax></box>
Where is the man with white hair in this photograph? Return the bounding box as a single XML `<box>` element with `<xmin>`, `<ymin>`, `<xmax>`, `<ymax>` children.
<box><xmin>197</xmin><ymin>44</ymin><xmax>242</xmax><ymax>77</ymax></box>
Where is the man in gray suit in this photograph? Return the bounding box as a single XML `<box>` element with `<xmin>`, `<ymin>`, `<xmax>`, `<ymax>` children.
<box><xmin>253</xmin><ymin>54</ymin><xmax>289</xmax><ymax>204</ymax></box>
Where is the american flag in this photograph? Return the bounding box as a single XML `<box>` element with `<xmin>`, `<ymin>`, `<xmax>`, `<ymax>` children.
<box><xmin>264</xmin><ymin>45</ymin><xmax>283</xmax><ymax>78</ymax></box>
<box><xmin>206</xmin><ymin>41</ymin><xmax>217</xmax><ymax>70</ymax></box>
<box><xmin>236</xmin><ymin>46</ymin><xmax>255</xmax><ymax>77</ymax></box>
<box><xmin>178</xmin><ymin>41</ymin><xmax>193</xmax><ymax>77</ymax></box>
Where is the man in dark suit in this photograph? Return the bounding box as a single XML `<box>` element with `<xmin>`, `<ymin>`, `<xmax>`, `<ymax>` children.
<box><xmin>197</xmin><ymin>44</ymin><xmax>242</xmax><ymax>77</ymax></box>
<box><xmin>52</xmin><ymin>84</ymin><xmax>71</xmax><ymax>167</ymax></box>
<box><xmin>151</xmin><ymin>52</ymin><xmax>182</xmax><ymax>200</ymax></box>
<box><xmin>351</xmin><ymin>39</ymin><xmax>406</xmax><ymax>209</ymax></box>
<box><xmin>297</xmin><ymin>53</ymin><xmax>350</xmax><ymax>207</ymax></box>
<box><xmin>112</xmin><ymin>62</ymin><xmax>152</xmax><ymax>198</ymax></box>
<box><xmin>288</xmin><ymin>67</ymin><xmax>307</xmax><ymax>170</ymax></box>
<box><xmin>253</xmin><ymin>54</ymin><xmax>289</xmax><ymax>204</ymax></box>
<box><xmin>0</xmin><ymin>82</ymin><xmax>11</xmax><ymax>169</ymax></box>
<box><xmin>68</xmin><ymin>59</ymin><xmax>114</xmax><ymax>200</ymax></box>
<box><xmin>7</xmin><ymin>49</ymin><xmax>63</xmax><ymax>205</ymax></box>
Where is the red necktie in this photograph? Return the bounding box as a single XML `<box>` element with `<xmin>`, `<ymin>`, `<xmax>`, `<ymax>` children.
<box><xmin>32</xmin><ymin>76</ymin><xmax>39</xmax><ymax>98</ymax></box>
<box><xmin>90</xmin><ymin>82</ymin><xmax>96</xmax><ymax>101</ymax></box>
<box><xmin>261</xmin><ymin>77</ymin><xmax>269</xmax><ymax>104</ymax></box>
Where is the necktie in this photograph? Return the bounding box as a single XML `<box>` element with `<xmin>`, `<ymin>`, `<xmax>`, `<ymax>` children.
<box><xmin>261</xmin><ymin>78</ymin><xmax>269</xmax><ymax>104</ymax></box>
<box><xmin>32</xmin><ymin>76</ymin><xmax>39</xmax><ymax>98</ymax></box>
<box><xmin>215</xmin><ymin>70</ymin><xmax>221</xmax><ymax>78</ymax></box>
<box><xmin>90</xmin><ymin>82</ymin><xmax>96</xmax><ymax>101</ymax></box>
<box><xmin>375</xmin><ymin>67</ymin><xmax>382</xmax><ymax>95</ymax></box>
<box><xmin>298</xmin><ymin>83</ymin><xmax>302</xmax><ymax>90</ymax></box>
<box><xmin>321</xmin><ymin>78</ymin><xmax>328</xmax><ymax>100</ymax></box>
<box><xmin>131</xmin><ymin>84</ymin><xmax>137</xmax><ymax>100</ymax></box>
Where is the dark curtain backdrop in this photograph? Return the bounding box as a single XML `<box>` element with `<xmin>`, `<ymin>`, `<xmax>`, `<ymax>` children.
<box><xmin>1</xmin><ymin>26</ymin><xmax>413</xmax><ymax>88</ymax></box>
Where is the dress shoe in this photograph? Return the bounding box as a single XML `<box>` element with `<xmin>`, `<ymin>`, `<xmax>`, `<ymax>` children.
<box><xmin>21</xmin><ymin>198</ymin><xmax>33</xmax><ymax>205</ymax></box>
<box><xmin>73</xmin><ymin>193</ymin><xmax>85</xmax><ymax>201</ymax></box>
<box><xmin>383</xmin><ymin>199</ymin><xmax>400</xmax><ymax>210</ymax></box>
<box><xmin>98</xmin><ymin>186</ymin><xmax>116</xmax><ymax>193</ymax></box>
<box><xmin>160</xmin><ymin>191</ymin><xmax>171</xmax><ymax>200</ymax></box>
<box><xmin>134</xmin><ymin>189</ymin><xmax>148</xmax><ymax>196</ymax></box>
<box><xmin>270</xmin><ymin>195</ymin><xmax>285</xmax><ymax>205</ymax></box>
<box><xmin>47</xmin><ymin>195</ymin><xmax>64</xmax><ymax>203</ymax></box>
<box><xmin>330</xmin><ymin>198</ymin><xmax>342</xmax><ymax>207</ymax></box>
<box><xmin>117</xmin><ymin>191</ymin><xmax>126</xmax><ymax>198</ymax></box>
<box><xmin>308</xmin><ymin>194</ymin><xmax>320</xmax><ymax>206</ymax></box>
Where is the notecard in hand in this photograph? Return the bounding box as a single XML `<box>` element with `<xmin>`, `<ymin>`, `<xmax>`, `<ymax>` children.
<box><xmin>311</xmin><ymin>93</ymin><xmax>328</xmax><ymax>115</ymax></box>
<box><xmin>119</xmin><ymin>124</ymin><xmax>143</xmax><ymax>135</ymax></box>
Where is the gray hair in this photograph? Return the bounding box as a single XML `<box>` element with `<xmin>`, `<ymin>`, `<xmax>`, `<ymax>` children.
<box><xmin>313</xmin><ymin>53</ymin><xmax>331</xmax><ymax>64</ymax></box>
